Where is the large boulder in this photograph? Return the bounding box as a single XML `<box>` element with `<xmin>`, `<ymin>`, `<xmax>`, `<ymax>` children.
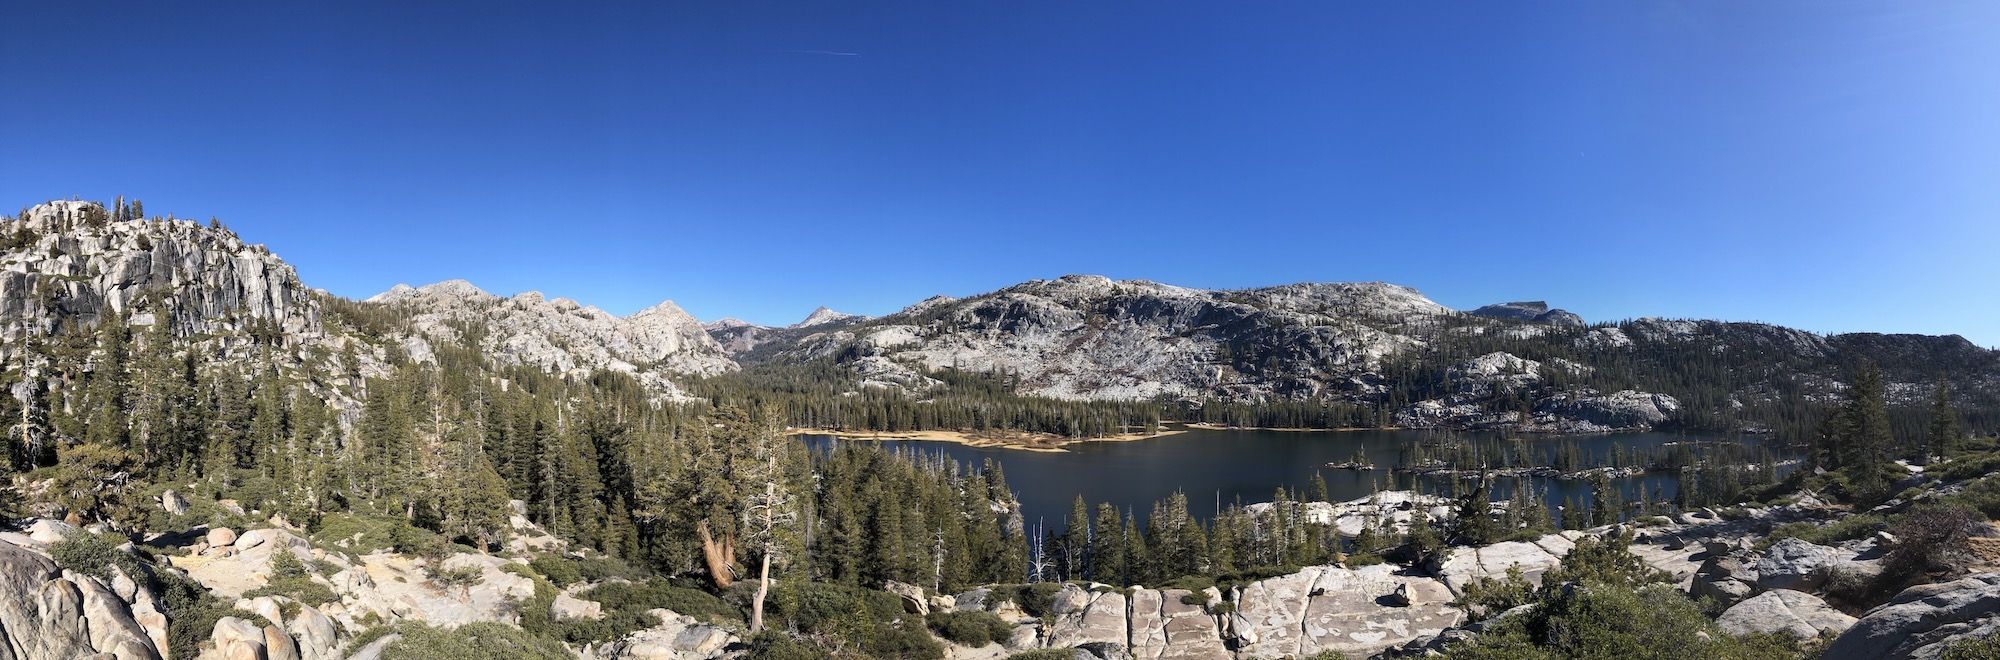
<box><xmin>161</xmin><ymin>490</ymin><xmax>191</xmax><ymax>516</ymax></box>
<box><xmin>70</xmin><ymin>570</ymin><xmax>164</xmax><ymax>659</ymax></box>
<box><xmin>1825</xmin><ymin>573</ymin><xmax>2000</xmax><ymax>659</ymax></box>
<box><xmin>553</xmin><ymin>591</ymin><xmax>606</xmax><ymax>621</ymax></box>
<box><xmin>885</xmin><ymin>579</ymin><xmax>930</xmax><ymax>616</ymax></box>
<box><xmin>588</xmin><ymin>608</ymin><xmax>738</xmax><ymax>660</ymax></box>
<box><xmin>1127</xmin><ymin>587</ymin><xmax>1231</xmax><ymax>660</ymax></box>
<box><xmin>1715</xmin><ymin>590</ymin><xmax>1856</xmax><ymax>640</ymax></box>
<box><xmin>1753</xmin><ymin>538</ymin><xmax>1844</xmax><ymax>592</ymax></box>
<box><xmin>1435</xmin><ymin>536</ymin><xmax>1572</xmax><ymax>595</ymax></box>
<box><xmin>1047</xmin><ymin>587</ymin><xmax>1128</xmax><ymax>650</ymax></box>
<box><xmin>0</xmin><ymin>538</ymin><xmax>150</xmax><ymax>659</ymax></box>
<box><xmin>27</xmin><ymin>518</ymin><xmax>79</xmax><ymax>545</ymax></box>
<box><xmin>206</xmin><ymin>527</ymin><xmax>239</xmax><ymax>548</ymax></box>
<box><xmin>1295</xmin><ymin>565</ymin><xmax>1463</xmax><ymax>657</ymax></box>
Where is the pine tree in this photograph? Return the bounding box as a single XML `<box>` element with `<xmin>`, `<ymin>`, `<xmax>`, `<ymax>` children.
<box><xmin>1090</xmin><ymin>503</ymin><xmax>1125</xmax><ymax>583</ymax></box>
<box><xmin>1928</xmin><ymin>379</ymin><xmax>1961</xmax><ymax>461</ymax></box>
<box><xmin>1589</xmin><ymin>472</ymin><xmax>1622</xmax><ymax>527</ymax></box>
<box><xmin>1829</xmin><ymin>362</ymin><xmax>1895</xmax><ymax>498</ymax></box>
<box><xmin>1063</xmin><ymin>495</ymin><xmax>1090</xmax><ymax>581</ymax></box>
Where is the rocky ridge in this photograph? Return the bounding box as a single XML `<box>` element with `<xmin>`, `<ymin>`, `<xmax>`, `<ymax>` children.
<box><xmin>0</xmin><ymin>201</ymin><xmax>325</xmax><ymax>361</ymax></box>
<box><xmin>365</xmin><ymin>280</ymin><xmax>735</xmax><ymax>398</ymax></box>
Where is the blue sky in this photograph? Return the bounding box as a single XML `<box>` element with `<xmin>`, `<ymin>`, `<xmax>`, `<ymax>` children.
<box><xmin>3</xmin><ymin>2</ymin><xmax>1997</xmax><ymax>345</ymax></box>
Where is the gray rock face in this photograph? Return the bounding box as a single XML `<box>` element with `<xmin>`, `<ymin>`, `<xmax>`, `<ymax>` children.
<box><xmin>1715</xmin><ymin>590</ymin><xmax>1856</xmax><ymax>640</ymax></box>
<box><xmin>885</xmin><ymin>579</ymin><xmax>930</xmax><ymax>615</ymax></box>
<box><xmin>0</xmin><ymin>538</ymin><xmax>163</xmax><ymax>659</ymax></box>
<box><xmin>1468</xmin><ymin>301</ymin><xmax>1585</xmax><ymax>326</ymax></box>
<box><xmin>1825</xmin><ymin>573</ymin><xmax>2000</xmax><ymax>659</ymax></box>
<box><xmin>772</xmin><ymin>275</ymin><xmax>1451</xmax><ymax>403</ymax></box>
<box><xmin>366</xmin><ymin>280</ymin><xmax>735</xmax><ymax>398</ymax></box>
<box><xmin>1753</xmin><ymin>538</ymin><xmax>1845</xmax><ymax>593</ymax></box>
<box><xmin>1046</xmin><ymin>586</ymin><xmax>1128</xmax><ymax>650</ymax></box>
<box><xmin>791</xmin><ymin>306</ymin><xmax>866</xmax><ymax>329</ymax></box>
<box><xmin>0</xmin><ymin>201</ymin><xmax>321</xmax><ymax>346</ymax></box>
<box><xmin>588</xmin><ymin>608</ymin><xmax>739</xmax><ymax>660</ymax></box>
<box><xmin>160</xmin><ymin>490</ymin><xmax>190</xmax><ymax>516</ymax></box>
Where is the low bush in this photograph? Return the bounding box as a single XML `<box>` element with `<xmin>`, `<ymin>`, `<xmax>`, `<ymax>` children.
<box><xmin>1941</xmin><ymin>633</ymin><xmax>2000</xmax><ymax>660</ymax></box>
<box><xmin>1934</xmin><ymin>452</ymin><xmax>2000</xmax><ymax>483</ymax></box>
<box><xmin>1943</xmin><ymin>477</ymin><xmax>2000</xmax><ymax>520</ymax></box>
<box><xmin>1456</xmin><ymin>566</ymin><xmax>1534</xmax><ymax>616</ymax></box>
<box><xmin>1004</xmin><ymin>651</ymin><xmax>1074</xmax><ymax>660</ymax></box>
<box><xmin>771</xmin><ymin>582</ymin><xmax>941</xmax><ymax>660</ymax></box>
<box><xmin>746</xmin><ymin>630</ymin><xmax>827</xmax><ymax>660</ymax></box>
<box><xmin>528</xmin><ymin>555</ymin><xmax>583</xmax><ymax>587</ymax></box>
<box><xmin>245</xmin><ymin>576</ymin><xmax>339</xmax><ymax>607</ymax></box>
<box><xmin>49</xmin><ymin>531</ymin><xmax>142</xmax><ymax>581</ymax></box>
<box><xmin>927</xmin><ymin>610</ymin><xmax>1014</xmax><ymax>646</ymax></box>
<box><xmin>986</xmin><ymin>583</ymin><xmax>1065</xmax><ymax>618</ymax></box>
<box><xmin>427</xmin><ymin>564</ymin><xmax>485</xmax><ymax>595</ymax></box>
<box><xmin>372</xmin><ymin>621</ymin><xmax>571</xmax><ymax>660</ymax></box>
<box><xmin>1882</xmin><ymin>504</ymin><xmax>1983</xmax><ymax>584</ymax></box>
<box><xmin>550</xmin><ymin>579</ymin><xmax>743</xmax><ymax>644</ymax></box>
<box><xmin>1760</xmin><ymin>514</ymin><xmax>1885</xmax><ymax>550</ymax></box>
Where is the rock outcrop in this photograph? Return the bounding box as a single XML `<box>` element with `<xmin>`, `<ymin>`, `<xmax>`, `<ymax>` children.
<box><xmin>1468</xmin><ymin>301</ymin><xmax>1584</xmax><ymax>327</ymax></box>
<box><xmin>0</xmin><ymin>533</ymin><xmax>163</xmax><ymax>659</ymax></box>
<box><xmin>587</xmin><ymin>608</ymin><xmax>738</xmax><ymax>660</ymax></box>
<box><xmin>366</xmin><ymin>280</ymin><xmax>735</xmax><ymax>397</ymax></box>
<box><xmin>1826</xmin><ymin>573</ymin><xmax>2000</xmax><ymax>659</ymax></box>
<box><xmin>1714</xmin><ymin>589</ymin><xmax>1855</xmax><ymax>640</ymax></box>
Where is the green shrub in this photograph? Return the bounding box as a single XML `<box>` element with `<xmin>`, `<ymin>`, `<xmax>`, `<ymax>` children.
<box><xmin>1942</xmin><ymin>633</ymin><xmax>2000</xmax><ymax>660</ymax></box>
<box><xmin>428</xmin><ymin>565</ymin><xmax>485</xmax><ymax>593</ymax></box>
<box><xmin>1943</xmin><ymin>478</ymin><xmax>2000</xmax><ymax>520</ymax></box>
<box><xmin>582</xmin><ymin>579</ymin><xmax>741</xmax><ymax>625</ymax></box>
<box><xmin>49</xmin><ymin>531</ymin><xmax>139</xmax><ymax>581</ymax></box>
<box><xmin>927</xmin><ymin>610</ymin><xmax>1014</xmax><ymax>646</ymax></box>
<box><xmin>771</xmin><ymin>582</ymin><xmax>941</xmax><ymax>659</ymax></box>
<box><xmin>1441</xmin><ymin>583</ymin><xmax>1812</xmax><ymax>660</ymax></box>
<box><xmin>548</xmin><ymin>579</ymin><xmax>741</xmax><ymax>644</ymax></box>
<box><xmin>1760</xmin><ymin>514</ymin><xmax>1885</xmax><ymax>550</ymax></box>
<box><xmin>574</xmin><ymin>555</ymin><xmax>649</xmax><ymax>583</ymax></box>
<box><xmin>1934</xmin><ymin>452</ymin><xmax>2000</xmax><ymax>483</ymax></box>
<box><xmin>270</xmin><ymin>549</ymin><xmax>310</xmax><ymax>580</ymax></box>
<box><xmin>1457</xmin><ymin>566</ymin><xmax>1535</xmax><ymax>616</ymax></box>
<box><xmin>528</xmin><ymin>555</ymin><xmax>583</xmax><ymax>587</ymax></box>
<box><xmin>376</xmin><ymin>621</ymin><xmax>571</xmax><ymax>660</ymax></box>
<box><xmin>1004</xmin><ymin>651</ymin><xmax>1074</xmax><ymax>660</ymax></box>
<box><xmin>986</xmin><ymin>583</ymin><xmax>1065</xmax><ymax>618</ymax></box>
<box><xmin>747</xmin><ymin>630</ymin><xmax>829</xmax><ymax>660</ymax></box>
<box><xmin>244</xmin><ymin>576</ymin><xmax>339</xmax><ymax>607</ymax></box>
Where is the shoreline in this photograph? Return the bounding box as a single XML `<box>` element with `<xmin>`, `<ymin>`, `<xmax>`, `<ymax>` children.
<box><xmin>786</xmin><ymin>426</ymin><xmax>1190</xmax><ymax>453</ymax></box>
<box><xmin>1181</xmin><ymin>422</ymin><xmax>1404</xmax><ymax>433</ymax></box>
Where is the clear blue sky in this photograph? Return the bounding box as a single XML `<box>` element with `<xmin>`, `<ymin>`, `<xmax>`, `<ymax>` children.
<box><xmin>3</xmin><ymin>2</ymin><xmax>1997</xmax><ymax>345</ymax></box>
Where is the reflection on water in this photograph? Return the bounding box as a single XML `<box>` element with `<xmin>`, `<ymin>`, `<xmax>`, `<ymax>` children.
<box><xmin>800</xmin><ymin>427</ymin><xmax>1770</xmax><ymax>528</ymax></box>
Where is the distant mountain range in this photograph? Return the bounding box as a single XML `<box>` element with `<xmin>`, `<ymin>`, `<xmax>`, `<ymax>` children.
<box><xmin>6</xmin><ymin>199</ymin><xmax>1994</xmax><ymax>433</ymax></box>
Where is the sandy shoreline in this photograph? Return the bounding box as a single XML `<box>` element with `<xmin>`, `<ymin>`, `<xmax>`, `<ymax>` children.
<box><xmin>786</xmin><ymin>426</ymin><xmax>1190</xmax><ymax>453</ymax></box>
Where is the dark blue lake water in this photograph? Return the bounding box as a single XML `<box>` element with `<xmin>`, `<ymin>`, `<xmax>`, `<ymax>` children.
<box><xmin>801</xmin><ymin>427</ymin><xmax>1765</xmax><ymax>528</ymax></box>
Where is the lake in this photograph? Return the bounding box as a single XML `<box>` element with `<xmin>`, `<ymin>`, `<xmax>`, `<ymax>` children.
<box><xmin>800</xmin><ymin>427</ymin><xmax>1767</xmax><ymax>528</ymax></box>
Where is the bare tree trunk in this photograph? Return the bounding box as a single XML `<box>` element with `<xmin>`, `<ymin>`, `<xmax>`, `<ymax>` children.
<box><xmin>698</xmin><ymin>520</ymin><xmax>736</xmax><ymax>589</ymax></box>
<box><xmin>751</xmin><ymin>543</ymin><xmax>772</xmax><ymax>633</ymax></box>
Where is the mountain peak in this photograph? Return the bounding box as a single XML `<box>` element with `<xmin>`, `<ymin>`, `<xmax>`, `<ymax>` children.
<box><xmin>1470</xmin><ymin>300</ymin><xmax>1584</xmax><ymax>326</ymax></box>
<box><xmin>791</xmin><ymin>306</ymin><xmax>863</xmax><ymax>329</ymax></box>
